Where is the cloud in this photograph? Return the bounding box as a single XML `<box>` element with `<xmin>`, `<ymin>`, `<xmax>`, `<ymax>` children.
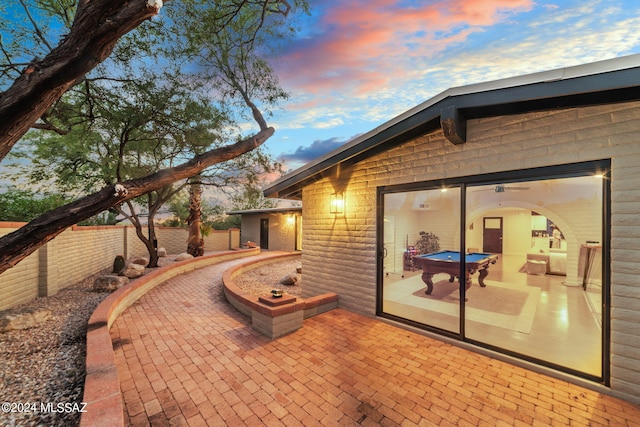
<box><xmin>264</xmin><ymin>0</ymin><xmax>640</xmax><ymax>176</ymax></box>
<box><xmin>274</xmin><ymin>0</ymin><xmax>640</xmax><ymax>134</ymax></box>
<box><xmin>279</xmin><ymin>137</ymin><xmax>354</xmax><ymax>165</ymax></box>
<box><xmin>276</xmin><ymin>0</ymin><xmax>534</xmax><ymax>97</ymax></box>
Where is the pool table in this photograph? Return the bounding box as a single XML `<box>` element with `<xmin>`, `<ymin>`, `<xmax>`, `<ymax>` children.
<box><xmin>412</xmin><ymin>250</ymin><xmax>499</xmax><ymax>295</ymax></box>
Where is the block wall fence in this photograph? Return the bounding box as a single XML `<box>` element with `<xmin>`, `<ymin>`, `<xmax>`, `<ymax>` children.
<box><xmin>300</xmin><ymin>101</ymin><xmax>640</xmax><ymax>404</ymax></box>
<box><xmin>0</xmin><ymin>223</ymin><xmax>240</xmax><ymax>311</ymax></box>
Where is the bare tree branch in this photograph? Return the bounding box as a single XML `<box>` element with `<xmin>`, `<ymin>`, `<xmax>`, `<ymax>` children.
<box><xmin>19</xmin><ymin>0</ymin><xmax>55</xmax><ymax>52</ymax></box>
<box><xmin>0</xmin><ymin>126</ymin><xmax>274</xmax><ymax>274</ymax></box>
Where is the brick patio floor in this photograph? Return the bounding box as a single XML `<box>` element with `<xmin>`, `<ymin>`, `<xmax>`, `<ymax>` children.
<box><xmin>110</xmin><ymin>255</ymin><xmax>640</xmax><ymax>426</ymax></box>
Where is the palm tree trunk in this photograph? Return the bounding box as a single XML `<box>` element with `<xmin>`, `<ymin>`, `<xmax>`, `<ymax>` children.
<box><xmin>186</xmin><ymin>176</ymin><xmax>204</xmax><ymax>257</ymax></box>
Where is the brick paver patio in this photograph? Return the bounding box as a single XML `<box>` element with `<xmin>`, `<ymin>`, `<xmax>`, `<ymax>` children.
<box><xmin>110</xmin><ymin>255</ymin><xmax>640</xmax><ymax>426</ymax></box>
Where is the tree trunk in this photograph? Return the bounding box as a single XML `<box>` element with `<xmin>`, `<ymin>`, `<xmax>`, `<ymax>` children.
<box><xmin>0</xmin><ymin>0</ymin><xmax>164</xmax><ymax>163</ymax></box>
<box><xmin>0</xmin><ymin>127</ymin><xmax>273</xmax><ymax>275</ymax></box>
<box><xmin>131</xmin><ymin>214</ymin><xmax>158</xmax><ymax>268</ymax></box>
<box><xmin>186</xmin><ymin>177</ymin><xmax>204</xmax><ymax>257</ymax></box>
<box><xmin>146</xmin><ymin>193</ymin><xmax>160</xmax><ymax>267</ymax></box>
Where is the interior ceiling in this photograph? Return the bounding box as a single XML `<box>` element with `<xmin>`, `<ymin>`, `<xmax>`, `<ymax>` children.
<box><xmin>386</xmin><ymin>175</ymin><xmax>602</xmax><ymax>212</ymax></box>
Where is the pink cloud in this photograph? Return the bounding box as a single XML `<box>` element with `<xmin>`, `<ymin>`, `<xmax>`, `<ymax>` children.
<box><xmin>276</xmin><ymin>0</ymin><xmax>534</xmax><ymax>98</ymax></box>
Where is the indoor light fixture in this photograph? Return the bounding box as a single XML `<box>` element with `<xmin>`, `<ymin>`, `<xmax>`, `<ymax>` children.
<box><xmin>330</xmin><ymin>193</ymin><xmax>345</xmax><ymax>214</ymax></box>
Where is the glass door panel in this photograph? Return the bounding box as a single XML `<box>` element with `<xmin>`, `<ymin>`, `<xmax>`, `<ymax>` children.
<box><xmin>465</xmin><ymin>176</ymin><xmax>604</xmax><ymax>377</ymax></box>
<box><xmin>381</xmin><ymin>187</ymin><xmax>461</xmax><ymax>333</ymax></box>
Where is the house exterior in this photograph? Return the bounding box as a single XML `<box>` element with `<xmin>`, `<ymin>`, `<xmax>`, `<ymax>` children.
<box><xmin>227</xmin><ymin>206</ymin><xmax>302</xmax><ymax>251</ymax></box>
<box><xmin>264</xmin><ymin>55</ymin><xmax>640</xmax><ymax>405</ymax></box>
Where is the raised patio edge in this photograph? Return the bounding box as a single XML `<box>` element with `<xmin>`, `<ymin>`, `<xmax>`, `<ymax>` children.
<box><xmin>221</xmin><ymin>252</ymin><xmax>338</xmax><ymax>336</ymax></box>
<box><xmin>80</xmin><ymin>248</ymin><xmax>260</xmax><ymax>427</ymax></box>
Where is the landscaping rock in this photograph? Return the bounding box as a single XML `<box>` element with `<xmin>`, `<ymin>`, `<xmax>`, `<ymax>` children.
<box><xmin>296</xmin><ymin>265</ymin><xmax>302</xmax><ymax>274</ymax></box>
<box><xmin>278</xmin><ymin>273</ymin><xmax>298</xmax><ymax>286</ymax></box>
<box><xmin>157</xmin><ymin>247</ymin><xmax>167</xmax><ymax>257</ymax></box>
<box><xmin>0</xmin><ymin>308</ymin><xmax>51</xmax><ymax>333</ymax></box>
<box><xmin>175</xmin><ymin>253</ymin><xmax>194</xmax><ymax>261</ymax></box>
<box><xmin>121</xmin><ymin>263</ymin><xmax>145</xmax><ymax>279</ymax></box>
<box><xmin>131</xmin><ymin>257</ymin><xmax>148</xmax><ymax>266</ymax></box>
<box><xmin>93</xmin><ymin>275</ymin><xmax>130</xmax><ymax>292</ymax></box>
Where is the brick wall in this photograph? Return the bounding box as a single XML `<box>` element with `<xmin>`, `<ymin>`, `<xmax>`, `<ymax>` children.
<box><xmin>0</xmin><ymin>224</ymin><xmax>240</xmax><ymax>311</ymax></box>
<box><xmin>204</xmin><ymin>228</ymin><xmax>240</xmax><ymax>251</ymax></box>
<box><xmin>300</xmin><ymin>101</ymin><xmax>640</xmax><ymax>401</ymax></box>
<box><xmin>0</xmin><ymin>223</ymin><xmax>39</xmax><ymax>309</ymax></box>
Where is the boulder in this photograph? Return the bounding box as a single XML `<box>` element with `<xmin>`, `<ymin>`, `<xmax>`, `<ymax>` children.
<box><xmin>93</xmin><ymin>275</ymin><xmax>130</xmax><ymax>292</ymax></box>
<box><xmin>278</xmin><ymin>273</ymin><xmax>298</xmax><ymax>286</ymax></box>
<box><xmin>0</xmin><ymin>308</ymin><xmax>51</xmax><ymax>333</ymax></box>
<box><xmin>131</xmin><ymin>257</ymin><xmax>148</xmax><ymax>266</ymax></box>
<box><xmin>296</xmin><ymin>265</ymin><xmax>302</xmax><ymax>274</ymax></box>
<box><xmin>157</xmin><ymin>247</ymin><xmax>167</xmax><ymax>257</ymax></box>
<box><xmin>121</xmin><ymin>263</ymin><xmax>145</xmax><ymax>279</ymax></box>
<box><xmin>175</xmin><ymin>253</ymin><xmax>194</xmax><ymax>261</ymax></box>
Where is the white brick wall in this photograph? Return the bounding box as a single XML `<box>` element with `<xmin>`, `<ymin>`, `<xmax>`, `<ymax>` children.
<box><xmin>301</xmin><ymin>101</ymin><xmax>640</xmax><ymax>402</ymax></box>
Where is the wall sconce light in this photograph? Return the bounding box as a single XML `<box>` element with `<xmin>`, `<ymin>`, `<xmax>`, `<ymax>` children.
<box><xmin>286</xmin><ymin>214</ymin><xmax>295</xmax><ymax>225</ymax></box>
<box><xmin>330</xmin><ymin>193</ymin><xmax>345</xmax><ymax>214</ymax></box>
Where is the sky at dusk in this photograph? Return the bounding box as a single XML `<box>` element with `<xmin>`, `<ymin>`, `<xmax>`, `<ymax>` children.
<box><xmin>3</xmin><ymin>0</ymin><xmax>640</xmax><ymax>195</ymax></box>
<box><xmin>266</xmin><ymin>0</ymin><xmax>640</xmax><ymax>172</ymax></box>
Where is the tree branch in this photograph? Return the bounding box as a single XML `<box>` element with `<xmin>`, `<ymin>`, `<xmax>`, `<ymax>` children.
<box><xmin>0</xmin><ymin>0</ymin><xmax>165</xmax><ymax>164</ymax></box>
<box><xmin>19</xmin><ymin>0</ymin><xmax>55</xmax><ymax>52</ymax></box>
<box><xmin>0</xmin><ymin>126</ymin><xmax>274</xmax><ymax>274</ymax></box>
<box><xmin>31</xmin><ymin>121</ymin><xmax>70</xmax><ymax>135</ymax></box>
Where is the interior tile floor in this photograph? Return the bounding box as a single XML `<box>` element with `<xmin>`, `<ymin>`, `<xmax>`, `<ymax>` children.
<box><xmin>383</xmin><ymin>253</ymin><xmax>603</xmax><ymax>377</ymax></box>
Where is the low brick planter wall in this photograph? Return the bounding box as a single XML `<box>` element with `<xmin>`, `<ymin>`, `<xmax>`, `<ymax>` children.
<box><xmin>80</xmin><ymin>248</ymin><xmax>260</xmax><ymax>427</ymax></box>
<box><xmin>222</xmin><ymin>252</ymin><xmax>338</xmax><ymax>338</ymax></box>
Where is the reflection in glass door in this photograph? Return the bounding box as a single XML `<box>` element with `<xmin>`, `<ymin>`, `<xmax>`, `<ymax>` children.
<box><xmin>381</xmin><ymin>187</ymin><xmax>461</xmax><ymax>334</ymax></box>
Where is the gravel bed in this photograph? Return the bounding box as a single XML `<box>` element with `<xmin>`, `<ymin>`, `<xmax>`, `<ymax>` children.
<box><xmin>232</xmin><ymin>259</ymin><xmax>303</xmax><ymax>297</ymax></box>
<box><xmin>0</xmin><ymin>255</ymin><xmax>300</xmax><ymax>426</ymax></box>
<box><xmin>0</xmin><ymin>270</ymin><xmax>110</xmax><ymax>427</ymax></box>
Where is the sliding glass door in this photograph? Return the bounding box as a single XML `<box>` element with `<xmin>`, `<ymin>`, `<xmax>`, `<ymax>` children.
<box><xmin>378</xmin><ymin>161</ymin><xmax>608</xmax><ymax>380</ymax></box>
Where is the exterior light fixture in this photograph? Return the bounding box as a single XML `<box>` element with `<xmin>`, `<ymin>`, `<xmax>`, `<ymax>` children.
<box><xmin>330</xmin><ymin>193</ymin><xmax>345</xmax><ymax>214</ymax></box>
<box><xmin>287</xmin><ymin>215</ymin><xmax>295</xmax><ymax>225</ymax></box>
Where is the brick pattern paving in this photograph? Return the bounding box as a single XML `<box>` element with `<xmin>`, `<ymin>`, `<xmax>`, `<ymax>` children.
<box><xmin>111</xmin><ymin>256</ymin><xmax>640</xmax><ymax>426</ymax></box>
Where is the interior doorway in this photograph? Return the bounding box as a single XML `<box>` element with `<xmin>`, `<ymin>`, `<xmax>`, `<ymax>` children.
<box><xmin>483</xmin><ymin>217</ymin><xmax>503</xmax><ymax>253</ymax></box>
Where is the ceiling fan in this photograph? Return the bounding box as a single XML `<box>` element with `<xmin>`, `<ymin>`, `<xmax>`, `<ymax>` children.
<box><xmin>474</xmin><ymin>184</ymin><xmax>531</xmax><ymax>193</ymax></box>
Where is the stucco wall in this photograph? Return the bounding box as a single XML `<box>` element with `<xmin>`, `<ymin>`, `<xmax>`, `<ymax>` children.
<box><xmin>0</xmin><ymin>224</ymin><xmax>240</xmax><ymax>311</ymax></box>
<box><xmin>300</xmin><ymin>101</ymin><xmax>640</xmax><ymax>402</ymax></box>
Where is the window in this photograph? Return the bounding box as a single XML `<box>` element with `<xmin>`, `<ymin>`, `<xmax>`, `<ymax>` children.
<box><xmin>378</xmin><ymin>161</ymin><xmax>609</xmax><ymax>381</ymax></box>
